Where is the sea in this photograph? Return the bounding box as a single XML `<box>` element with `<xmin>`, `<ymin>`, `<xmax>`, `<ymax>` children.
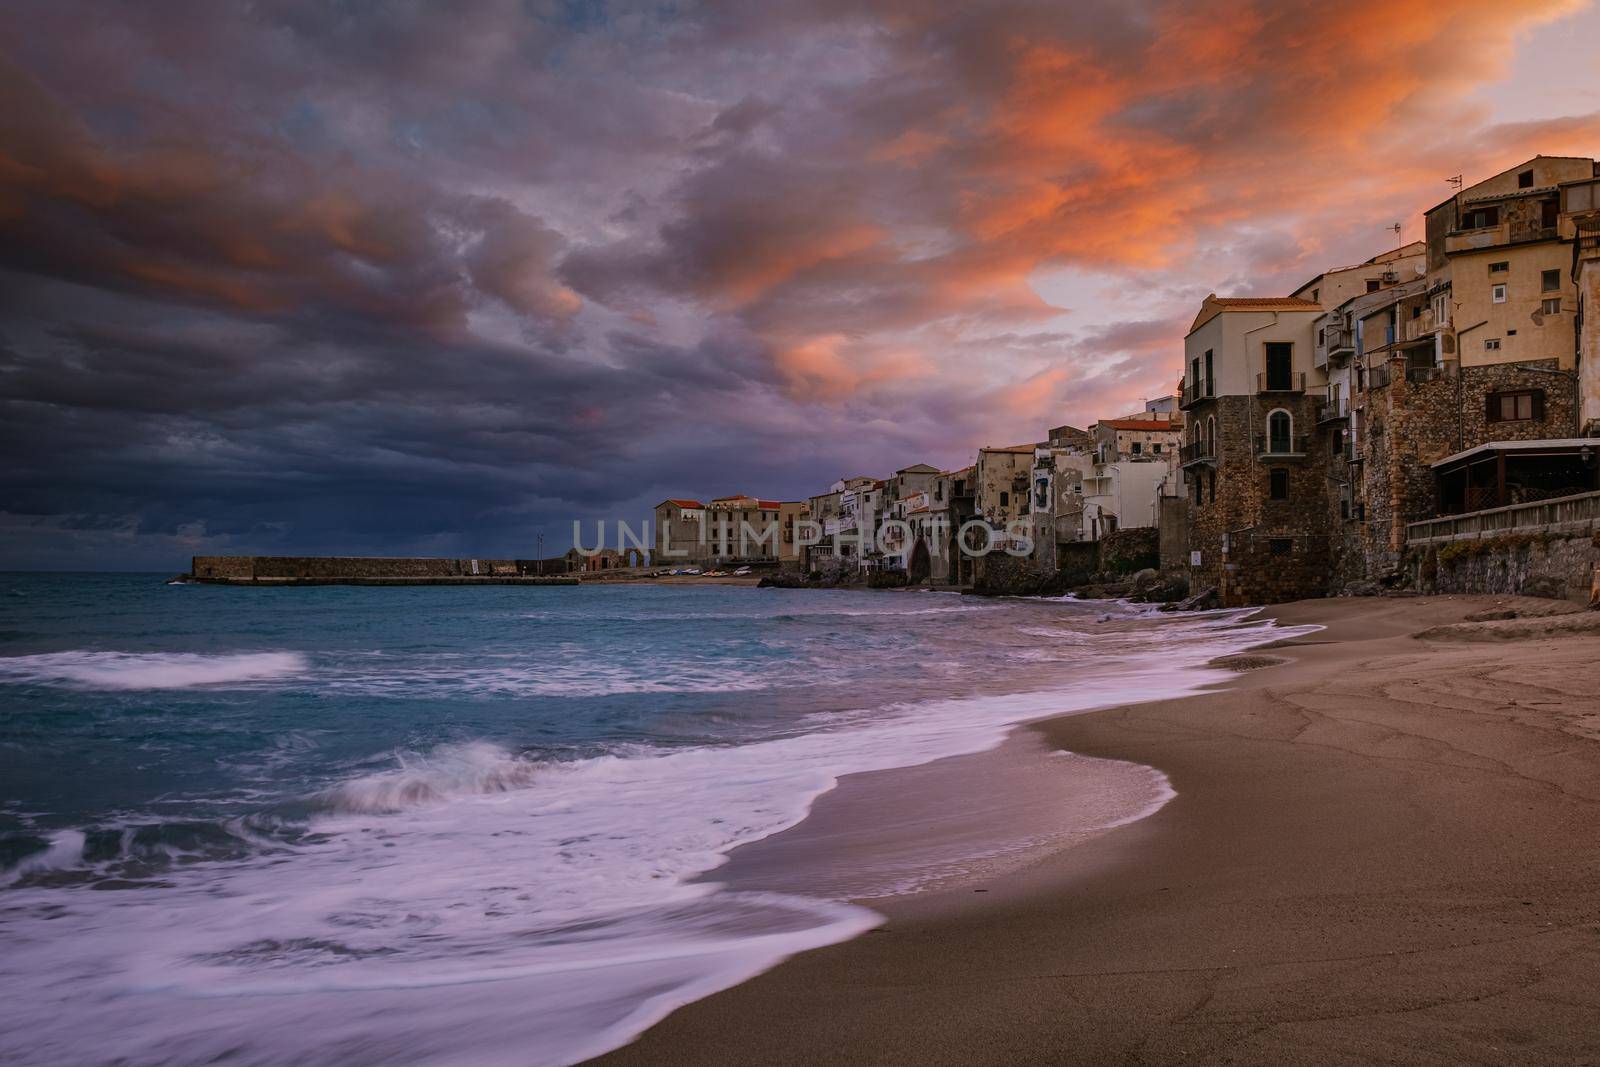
<box><xmin>0</xmin><ymin>573</ymin><xmax>1313</xmax><ymax>1066</ymax></box>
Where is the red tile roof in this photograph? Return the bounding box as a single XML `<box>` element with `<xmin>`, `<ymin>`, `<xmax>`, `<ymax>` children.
<box><xmin>665</xmin><ymin>498</ymin><xmax>703</xmax><ymax>508</ymax></box>
<box><xmin>1099</xmin><ymin>418</ymin><xmax>1179</xmax><ymax>431</ymax></box>
<box><xmin>1208</xmin><ymin>297</ymin><xmax>1323</xmax><ymax>311</ymax></box>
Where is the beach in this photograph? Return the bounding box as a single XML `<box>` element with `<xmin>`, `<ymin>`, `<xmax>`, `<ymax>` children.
<box><xmin>594</xmin><ymin>594</ymin><xmax>1600</xmax><ymax>1066</ymax></box>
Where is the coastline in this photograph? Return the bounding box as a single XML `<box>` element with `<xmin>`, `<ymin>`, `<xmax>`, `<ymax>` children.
<box><xmin>592</xmin><ymin>594</ymin><xmax>1600</xmax><ymax>1065</ymax></box>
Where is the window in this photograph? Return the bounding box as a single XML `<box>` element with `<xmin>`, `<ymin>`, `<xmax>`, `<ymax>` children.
<box><xmin>1485</xmin><ymin>338</ymin><xmax>1501</xmax><ymax>351</ymax></box>
<box><xmin>1264</xmin><ymin>342</ymin><xmax>1294</xmax><ymax>391</ymax></box>
<box><xmin>1131</xmin><ymin>441</ymin><xmax>1143</xmax><ymax>455</ymax></box>
<box><xmin>1152</xmin><ymin>443</ymin><xmax>1163</xmax><ymax>454</ymax></box>
<box><xmin>1462</xmin><ymin>205</ymin><xmax>1499</xmax><ymax>229</ymax></box>
<box><xmin>1267</xmin><ymin>538</ymin><xmax>1294</xmax><ymax>558</ymax></box>
<box><xmin>1518</xmin><ymin>169</ymin><xmax>1534</xmax><ymax>189</ymax></box>
<box><xmin>1269</xmin><ymin>468</ymin><xmax>1290</xmax><ymax>500</ymax></box>
<box><xmin>1267</xmin><ymin>410</ymin><xmax>1293</xmax><ymax>454</ymax></box>
<box><xmin>999</xmin><ymin>491</ymin><xmax>1009</xmax><ymax>507</ymax></box>
<box><xmin>1542</xmin><ymin>269</ymin><xmax>1561</xmax><ymax>292</ymax></box>
<box><xmin>1366</xmin><ymin>279</ymin><xmax>1381</xmax><ymax>293</ymax></box>
<box><xmin>1489</xmin><ymin>261</ymin><xmax>1509</xmax><ymax>274</ymax></box>
<box><xmin>1204</xmin><ymin>349</ymin><xmax>1214</xmax><ymax>395</ymax></box>
<box><xmin>1207</xmin><ymin>470</ymin><xmax>1216</xmax><ymax>504</ymax></box>
<box><xmin>1318</xmin><ymin>328</ymin><xmax>1325</xmax><ymax>345</ymax></box>
<box><xmin>1542</xmin><ymin>199</ymin><xmax>1558</xmax><ymax>228</ymax></box>
<box><xmin>1311</xmin><ymin>288</ymin><xmax>1320</xmax><ymax>303</ymax></box>
<box><xmin>1487</xmin><ymin>390</ymin><xmax>1543</xmax><ymax>422</ymax></box>
<box><xmin>1542</xmin><ymin>298</ymin><xmax>1562</xmax><ymax>315</ymax></box>
<box><xmin>1492</xmin><ymin>284</ymin><xmax>1507</xmax><ymax>303</ymax></box>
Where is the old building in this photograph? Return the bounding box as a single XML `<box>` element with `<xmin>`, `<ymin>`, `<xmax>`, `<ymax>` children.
<box><xmin>1179</xmin><ymin>295</ymin><xmax>1332</xmax><ymax>604</ymax></box>
<box><xmin>974</xmin><ymin>443</ymin><xmax>1038</xmax><ymax>531</ymax></box>
<box><xmin>1566</xmin><ymin>171</ymin><xmax>1600</xmax><ymax>435</ymax></box>
<box><xmin>652</xmin><ymin>499</ymin><xmax>706</xmax><ymax>565</ymax></box>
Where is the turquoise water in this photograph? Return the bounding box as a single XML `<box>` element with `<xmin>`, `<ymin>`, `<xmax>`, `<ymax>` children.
<box><xmin>0</xmin><ymin>574</ymin><xmax>1305</xmax><ymax>1066</ymax></box>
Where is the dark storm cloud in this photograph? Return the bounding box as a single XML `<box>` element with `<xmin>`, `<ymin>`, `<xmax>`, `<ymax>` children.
<box><xmin>1</xmin><ymin>0</ymin><xmax>1595</xmax><ymax>567</ymax></box>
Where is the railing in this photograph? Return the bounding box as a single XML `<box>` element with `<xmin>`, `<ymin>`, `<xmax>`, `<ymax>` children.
<box><xmin>1578</xmin><ymin>216</ymin><xmax>1600</xmax><ymax>255</ymax></box>
<box><xmin>1256</xmin><ymin>371</ymin><xmax>1306</xmax><ymax>394</ymax></box>
<box><xmin>1316</xmin><ymin>396</ymin><xmax>1349</xmax><ymax>423</ymax></box>
<box><xmin>1343</xmin><ymin>438</ymin><xmax>1362</xmax><ymax>463</ymax></box>
<box><xmin>1180</xmin><ymin>381</ymin><xmax>1215</xmax><ymax>408</ymax></box>
<box><xmin>1255</xmin><ymin>434</ymin><xmax>1310</xmax><ymax>457</ymax></box>
<box><xmin>1366</xmin><ymin>365</ymin><xmax>1391</xmax><ymax>390</ymax></box>
<box><xmin>1406</xmin><ymin>489</ymin><xmax>1600</xmax><ymax>544</ymax></box>
<box><xmin>1179</xmin><ymin>441</ymin><xmax>1215</xmax><ymax>465</ymax></box>
<box><xmin>1405</xmin><ymin>363</ymin><xmax>1454</xmax><ymax>383</ymax></box>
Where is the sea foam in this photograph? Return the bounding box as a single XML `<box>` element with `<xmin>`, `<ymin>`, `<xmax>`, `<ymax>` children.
<box><xmin>0</xmin><ymin>605</ymin><xmax>1320</xmax><ymax>1067</ymax></box>
<box><xmin>0</xmin><ymin>650</ymin><xmax>307</xmax><ymax>689</ymax></box>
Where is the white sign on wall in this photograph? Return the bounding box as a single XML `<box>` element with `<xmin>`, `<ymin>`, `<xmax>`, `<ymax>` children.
<box><xmin>1190</xmin><ymin>550</ymin><xmax>1202</xmax><ymax>566</ymax></box>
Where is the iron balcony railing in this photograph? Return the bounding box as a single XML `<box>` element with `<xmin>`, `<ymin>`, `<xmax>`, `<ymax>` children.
<box><xmin>1366</xmin><ymin>365</ymin><xmax>1391</xmax><ymax>390</ymax></box>
<box><xmin>1178</xmin><ymin>441</ymin><xmax>1215</xmax><ymax>466</ymax></box>
<box><xmin>1316</xmin><ymin>396</ymin><xmax>1350</xmax><ymax>423</ymax></box>
<box><xmin>1256</xmin><ymin>371</ymin><xmax>1306</xmax><ymax>394</ymax></box>
<box><xmin>1255</xmin><ymin>434</ymin><xmax>1310</xmax><ymax>457</ymax></box>
<box><xmin>1180</xmin><ymin>381</ymin><xmax>1216</xmax><ymax>408</ymax></box>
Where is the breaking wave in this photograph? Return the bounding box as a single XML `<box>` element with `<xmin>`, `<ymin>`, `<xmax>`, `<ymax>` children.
<box><xmin>0</xmin><ymin>650</ymin><xmax>308</xmax><ymax>690</ymax></box>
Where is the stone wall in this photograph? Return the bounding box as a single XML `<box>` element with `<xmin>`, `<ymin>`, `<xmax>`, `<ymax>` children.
<box><xmin>1185</xmin><ymin>393</ymin><xmax>1333</xmax><ymax>606</ymax></box>
<box><xmin>191</xmin><ymin>556</ymin><xmax>523</xmax><ymax>579</ymax></box>
<box><xmin>1342</xmin><ymin>356</ymin><xmax>1579</xmax><ymax>585</ymax></box>
<box><xmin>1410</xmin><ymin>532</ymin><xmax>1600</xmax><ymax>604</ymax></box>
<box><xmin>1100</xmin><ymin>527</ymin><xmax>1159</xmax><ymax>573</ymax></box>
<box><xmin>1158</xmin><ymin>496</ymin><xmax>1190</xmax><ymax>571</ymax></box>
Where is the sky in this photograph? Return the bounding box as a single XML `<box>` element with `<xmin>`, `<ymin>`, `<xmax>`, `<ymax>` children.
<box><xmin>3</xmin><ymin>0</ymin><xmax>1600</xmax><ymax>569</ymax></box>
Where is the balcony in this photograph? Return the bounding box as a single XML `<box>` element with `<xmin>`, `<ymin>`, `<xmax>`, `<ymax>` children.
<box><xmin>1256</xmin><ymin>371</ymin><xmax>1306</xmax><ymax>394</ymax></box>
<box><xmin>1315</xmin><ymin>323</ymin><xmax>1353</xmax><ymax>368</ymax></box>
<box><xmin>1444</xmin><ymin>221</ymin><xmax>1510</xmax><ymax>254</ymax></box>
<box><xmin>1255</xmin><ymin>434</ymin><xmax>1310</xmax><ymax>458</ymax></box>
<box><xmin>1366</xmin><ymin>365</ymin><xmax>1391</xmax><ymax>391</ymax></box>
<box><xmin>1316</xmin><ymin>396</ymin><xmax>1350</xmax><ymax>423</ymax></box>
<box><xmin>1180</xmin><ymin>381</ymin><xmax>1216</xmax><ymax>408</ymax></box>
<box><xmin>1343</xmin><ymin>438</ymin><xmax>1362</xmax><ymax>463</ymax></box>
<box><xmin>1179</xmin><ymin>441</ymin><xmax>1216</xmax><ymax>467</ymax></box>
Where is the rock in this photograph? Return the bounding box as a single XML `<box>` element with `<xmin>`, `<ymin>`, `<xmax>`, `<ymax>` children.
<box><xmin>1129</xmin><ymin>568</ymin><xmax>1161</xmax><ymax>591</ymax></box>
<box><xmin>1168</xmin><ymin>586</ymin><xmax>1219</xmax><ymax>612</ymax></box>
<box><xmin>1341</xmin><ymin>580</ymin><xmax>1382</xmax><ymax>597</ymax></box>
<box><xmin>1130</xmin><ymin>572</ymin><xmax>1188</xmax><ymax>603</ymax></box>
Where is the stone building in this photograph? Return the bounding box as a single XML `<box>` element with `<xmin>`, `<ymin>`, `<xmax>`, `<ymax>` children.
<box><xmin>652</xmin><ymin>499</ymin><xmax>706</xmax><ymax>565</ymax></box>
<box><xmin>1178</xmin><ymin>295</ymin><xmax>1332</xmax><ymax>605</ymax></box>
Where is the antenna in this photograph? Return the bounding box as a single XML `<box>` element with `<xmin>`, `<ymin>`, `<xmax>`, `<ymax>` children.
<box><xmin>1447</xmin><ymin>175</ymin><xmax>1463</xmax><ymax>190</ymax></box>
<box><xmin>1390</xmin><ymin>222</ymin><xmax>1402</xmax><ymax>244</ymax></box>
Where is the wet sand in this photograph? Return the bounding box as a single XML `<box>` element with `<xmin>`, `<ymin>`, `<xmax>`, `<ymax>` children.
<box><xmin>592</xmin><ymin>595</ymin><xmax>1600</xmax><ymax>1065</ymax></box>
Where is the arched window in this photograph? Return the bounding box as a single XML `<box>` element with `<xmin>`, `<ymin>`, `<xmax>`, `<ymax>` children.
<box><xmin>1267</xmin><ymin>409</ymin><xmax>1293</xmax><ymax>454</ymax></box>
<box><xmin>1206</xmin><ymin>416</ymin><xmax>1217</xmax><ymax>455</ymax></box>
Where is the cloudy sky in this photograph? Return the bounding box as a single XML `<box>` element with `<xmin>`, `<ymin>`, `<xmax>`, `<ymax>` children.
<box><xmin>3</xmin><ymin>0</ymin><xmax>1599</xmax><ymax>568</ymax></box>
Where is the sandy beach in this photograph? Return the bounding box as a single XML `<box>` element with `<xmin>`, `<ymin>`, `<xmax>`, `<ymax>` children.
<box><xmin>593</xmin><ymin>595</ymin><xmax>1600</xmax><ymax>1066</ymax></box>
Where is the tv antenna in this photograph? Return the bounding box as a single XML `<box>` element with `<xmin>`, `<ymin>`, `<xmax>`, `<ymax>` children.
<box><xmin>1446</xmin><ymin>175</ymin><xmax>1463</xmax><ymax>190</ymax></box>
<box><xmin>1389</xmin><ymin>222</ymin><xmax>1402</xmax><ymax>244</ymax></box>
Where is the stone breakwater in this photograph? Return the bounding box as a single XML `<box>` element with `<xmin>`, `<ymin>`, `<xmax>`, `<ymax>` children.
<box><xmin>187</xmin><ymin>556</ymin><xmax>579</xmax><ymax>585</ymax></box>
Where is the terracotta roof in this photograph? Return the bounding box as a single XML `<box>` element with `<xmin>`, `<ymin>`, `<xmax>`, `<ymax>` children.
<box><xmin>757</xmin><ymin>500</ymin><xmax>780</xmax><ymax>510</ymax></box>
<box><xmin>1209</xmin><ymin>297</ymin><xmax>1323</xmax><ymax>311</ymax></box>
<box><xmin>665</xmin><ymin>498</ymin><xmax>703</xmax><ymax>508</ymax></box>
<box><xmin>1099</xmin><ymin>418</ymin><xmax>1179</xmax><ymax>431</ymax></box>
<box><xmin>710</xmin><ymin>494</ymin><xmax>747</xmax><ymax>502</ymax></box>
